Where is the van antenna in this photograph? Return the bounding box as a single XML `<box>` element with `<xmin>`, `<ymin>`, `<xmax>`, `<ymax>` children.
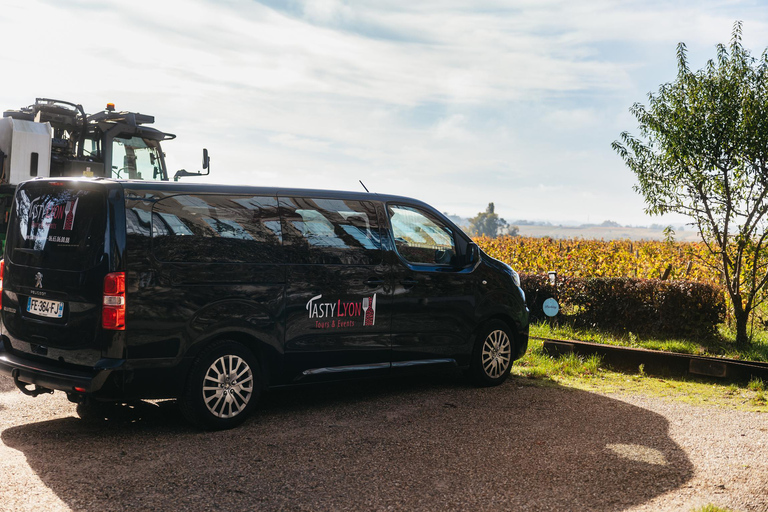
<box><xmin>359</xmin><ymin>180</ymin><xmax>370</xmax><ymax>193</ymax></box>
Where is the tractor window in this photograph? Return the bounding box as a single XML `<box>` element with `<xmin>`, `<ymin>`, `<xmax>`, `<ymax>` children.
<box><xmin>112</xmin><ymin>136</ymin><xmax>166</xmax><ymax>181</ymax></box>
<box><xmin>81</xmin><ymin>137</ymin><xmax>101</xmax><ymax>159</ymax></box>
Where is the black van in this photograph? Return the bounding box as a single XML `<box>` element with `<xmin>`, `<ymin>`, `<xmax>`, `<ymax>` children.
<box><xmin>0</xmin><ymin>178</ymin><xmax>529</xmax><ymax>429</ymax></box>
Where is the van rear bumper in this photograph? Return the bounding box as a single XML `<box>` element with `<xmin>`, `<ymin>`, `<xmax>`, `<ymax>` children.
<box><xmin>0</xmin><ymin>338</ymin><xmax>124</xmax><ymax>395</ymax></box>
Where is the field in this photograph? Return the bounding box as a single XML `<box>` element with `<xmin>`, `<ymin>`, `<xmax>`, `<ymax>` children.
<box><xmin>516</xmin><ymin>224</ymin><xmax>702</xmax><ymax>242</ymax></box>
<box><xmin>475</xmin><ymin>235</ymin><xmax>719</xmax><ymax>284</ymax></box>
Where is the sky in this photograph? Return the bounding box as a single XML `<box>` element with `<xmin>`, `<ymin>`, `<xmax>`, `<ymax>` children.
<box><xmin>2</xmin><ymin>0</ymin><xmax>768</xmax><ymax>227</ymax></box>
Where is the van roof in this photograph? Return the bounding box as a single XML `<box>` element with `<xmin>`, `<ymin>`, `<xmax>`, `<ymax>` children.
<box><xmin>24</xmin><ymin>177</ymin><xmax>436</xmax><ymax>210</ymax></box>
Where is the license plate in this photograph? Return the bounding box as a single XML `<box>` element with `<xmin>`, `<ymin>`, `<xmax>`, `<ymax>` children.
<box><xmin>26</xmin><ymin>297</ymin><xmax>64</xmax><ymax>318</ymax></box>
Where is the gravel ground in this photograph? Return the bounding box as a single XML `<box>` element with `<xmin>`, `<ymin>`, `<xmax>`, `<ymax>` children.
<box><xmin>0</xmin><ymin>372</ymin><xmax>766</xmax><ymax>512</ymax></box>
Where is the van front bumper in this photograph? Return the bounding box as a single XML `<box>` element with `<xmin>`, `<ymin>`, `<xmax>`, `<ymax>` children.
<box><xmin>0</xmin><ymin>337</ymin><xmax>124</xmax><ymax>396</ymax></box>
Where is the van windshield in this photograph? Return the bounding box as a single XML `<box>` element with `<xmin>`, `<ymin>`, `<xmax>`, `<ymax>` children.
<box><xmin>6</xmin><ymin>183</ymin><xmax>107</xmax><ymax>271</ymax></box>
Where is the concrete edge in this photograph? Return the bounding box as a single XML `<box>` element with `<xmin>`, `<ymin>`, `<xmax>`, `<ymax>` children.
<box><xmin>533</xmin><ymin>336</ymin><xmax>768</xmax><ymax>381</ymax></box>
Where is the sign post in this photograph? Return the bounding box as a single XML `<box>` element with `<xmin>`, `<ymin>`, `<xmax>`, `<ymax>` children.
<box><xmin>543</xmin><ymin>297</ymin><xmax>559</xmax><ymax>327</ymax></box>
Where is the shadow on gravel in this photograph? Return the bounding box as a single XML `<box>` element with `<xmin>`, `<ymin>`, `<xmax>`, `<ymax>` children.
<box><xmin>2</xmin><ymin>374</ymin><xmax>694</xmax><ymax>511</ymax></box>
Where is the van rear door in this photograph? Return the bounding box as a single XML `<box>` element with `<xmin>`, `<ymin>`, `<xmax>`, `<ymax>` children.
<box><xmin>1</xmin><ymin>180</ymin><xmax>113</xmax><ymax>365</ymax></box>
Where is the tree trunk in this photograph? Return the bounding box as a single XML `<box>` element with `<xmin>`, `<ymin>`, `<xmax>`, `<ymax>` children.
<box><xmin>733</xmin><ymin>304</ymin><xmax>750</xmax><ymax>346</ymax></box>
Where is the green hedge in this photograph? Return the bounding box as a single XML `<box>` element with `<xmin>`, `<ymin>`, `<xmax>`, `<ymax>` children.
<box><xmin>521</xmin><ymin>274</ymin><xmax>725</xmax><ymax>338</ymax></box>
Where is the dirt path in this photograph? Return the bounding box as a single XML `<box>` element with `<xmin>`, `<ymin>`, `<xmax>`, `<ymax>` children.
<box><xmin>0</xmin><ymin>373</ymin><xmax>765</xmax><ymax>511</ymax></box>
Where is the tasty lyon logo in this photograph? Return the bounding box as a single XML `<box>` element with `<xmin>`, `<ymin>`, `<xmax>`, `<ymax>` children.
<box><xmin>306</xmin><ymin>294</ymin><xmax>377</xmax><ymax>329</ymax></box>
<box><xmin>29</xmin><ymin>198</ymin><xmax>79</xmax><ymax>231</ymax></box>
<box><xmin>25</xmin><ymin>197</ymin><xmax>80</xmax><ymax>244</ymax></box>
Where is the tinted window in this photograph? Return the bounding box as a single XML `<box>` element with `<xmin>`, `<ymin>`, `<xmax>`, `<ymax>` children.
<box><xmin>6</xmin><ymin>183</ymin><xmax>107</xmax><ymax>271</ymax></box>
<box><xmin>280</xmin><ymin>197</ymin><xmax>381</xmax><ymax>265</ymax></box>
<box><xmin>152</xmin><ymin>194</ymin><xmax>282</xmax><ymax>263</ymax></box>
<box><xmin>388</xmin><ymin>205</ymin><xmax>456</xmax><ymax>265</ymax></box>
<box><xmin>125</xmin><ymin>206</ymin><xmax>152</xmax><ymax>237</ymax></box>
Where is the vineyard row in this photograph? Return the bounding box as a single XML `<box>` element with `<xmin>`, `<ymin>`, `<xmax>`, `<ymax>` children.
<box><xmin>474</xmin><ymin>236</ymin><xmax>719</xmax><ymax>285</ymax></box>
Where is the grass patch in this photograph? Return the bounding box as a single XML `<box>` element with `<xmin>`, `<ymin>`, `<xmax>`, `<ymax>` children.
<box><xmin>747</xmin><ymin>377</ymin><xmax>765</xmax><ymax>392</ymax></box>
<box><xmin>691</xmin><ymin>505</ymin><xmax>738</xmax><ymax>512</ymax></box>
<box><xmin>530</xmin><ymin>322</ymin><xmax>768</xmax><ymax>362</ymax></box>
<box><xmin>512</xmin><ymin>337</ymin><xmax>768</xmax><ymax>413</ymax></box>
<box><xmin>513</xmin><ymin>337</ymin><xmax>603</xmax><ymax>381</ymax></box>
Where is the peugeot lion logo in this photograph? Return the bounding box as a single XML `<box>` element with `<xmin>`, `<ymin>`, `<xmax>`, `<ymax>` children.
<box><xmin>34</xmin><ymin>272</ymin><xmax>43</xmax><ymax>289</ymax></box>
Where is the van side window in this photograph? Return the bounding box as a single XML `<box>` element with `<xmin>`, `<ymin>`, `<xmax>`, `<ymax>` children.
<box><xmin>151</xmin><ymin>194</ymin><xmax>282</xmax><ymax>263</ymax></box>
<box><xmin>126</xmin><ymin>207</ymin><xmax>152</xmax><ymax>236</ymax></box>
<box><xmin>388</xmin><ymin>205</ymin><xmax>456</xmax><ymax>265</ymax></box>
<box><xmin>280</xmin><ymin>197</ymin><xmax>381</xmax><ymax>265</ymax></box>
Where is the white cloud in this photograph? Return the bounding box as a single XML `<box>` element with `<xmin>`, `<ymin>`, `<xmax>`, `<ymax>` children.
<box><xmin>431</xmin><ymin>115</ymin><xmax>472</xmax><ymax>141</ymax></box>
<box><xmin>301</xmin><ymin>0</ymin><xmax>354</xmax><ymax>24</ymax></box>
<box><xmin>543</xmin><ymin>109</ymin><xmax>601</xmax><ymax>131</ymax></box>
<box><xmin>1</xmin><ymin>0</ymin><xmax>767</xmax><ymax>227</ymax></box>
<box><xmin>268</xmin><ymin>134</ymin><xmax>331</xmax><ymax>152</ymax></box>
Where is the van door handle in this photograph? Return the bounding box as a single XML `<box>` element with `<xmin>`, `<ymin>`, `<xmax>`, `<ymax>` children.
<box><xmin>364</xmin><ymin>277</ymin><xmax>384</xmax><ymax>288</ymax></box>
<box><xmin>400</xmin><ymin>279</ymin><xmax>418</xmax><ymax>288</ymax></box>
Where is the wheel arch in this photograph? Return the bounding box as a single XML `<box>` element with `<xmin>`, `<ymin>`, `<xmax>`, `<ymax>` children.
<box><xmin>476</xmin><ymin>287</ymin><xmax>529</xmax><ymax>358</ymax></box>
<box><xmin>185</xmin><ymin>329</ymin><xmax>280</xmax><ymax>391</ymax></box>
<box><xmin>179</xmin><ymin>335</ymin><xmax>266</xmax><ymax>430</ymax></box>
<box><xmin>475</xmin><ymin>312</ymin><xmax>528</xmax><ymax>361</ymax></box>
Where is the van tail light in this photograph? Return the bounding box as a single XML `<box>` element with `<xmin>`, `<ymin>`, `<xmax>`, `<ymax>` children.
<box><xmin>0</xmin><ymin>259</ymin><xmax>4</xmax><ymax>310</ymax></box>
<box><xmin>102</xmin><ymin>272</ymin><xmax>125</xmax><ymax>330</ymax></box>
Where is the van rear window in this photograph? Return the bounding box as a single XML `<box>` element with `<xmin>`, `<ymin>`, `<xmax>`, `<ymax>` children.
<box><xmin>6</xmin><ymin>183</ymin><xmax>107</xmax><ymax>271</ymax></box>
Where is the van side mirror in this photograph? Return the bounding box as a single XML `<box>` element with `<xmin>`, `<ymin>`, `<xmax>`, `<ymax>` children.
<box><xmin>202</xmin><ymin>148</ymin><xmax>210</xmax><ymax>170</ymax></box>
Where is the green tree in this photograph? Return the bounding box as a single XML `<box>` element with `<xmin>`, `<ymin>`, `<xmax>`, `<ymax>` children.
<box><xmin>612</xmin><ymin>22</ymin><xmax>768</xmax><ymax>344</ymax></box>
<box><xmin>469</xmin><ymin>202</ymin><xmax>508</xmax><ymax>237</ymax></box>
<box><xmin>501</xmin><ymin>224</ymin><xmax>520</xmax><ymax>237</ymax></box>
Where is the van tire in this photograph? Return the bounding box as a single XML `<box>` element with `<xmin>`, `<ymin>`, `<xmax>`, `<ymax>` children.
<box><xmin>470</xmin><ymin>320</ymin><xmax>514</xmax><ymax>387</ymax></box>
<box><xmin>179</xmin><ymin>340</ymin><xmax>261</xmax><ymax>430</ymax></box>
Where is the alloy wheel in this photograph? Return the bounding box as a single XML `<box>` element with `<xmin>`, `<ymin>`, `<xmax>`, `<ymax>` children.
<box><xmin>481</xmin><ymin>329</ymin><xmax>512</xmax><ymax>379</ymax></box>
<box><xmin>202</xmin><ymin>354</ymin><xmax>254</xmax><ymax>419</ymax></box>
